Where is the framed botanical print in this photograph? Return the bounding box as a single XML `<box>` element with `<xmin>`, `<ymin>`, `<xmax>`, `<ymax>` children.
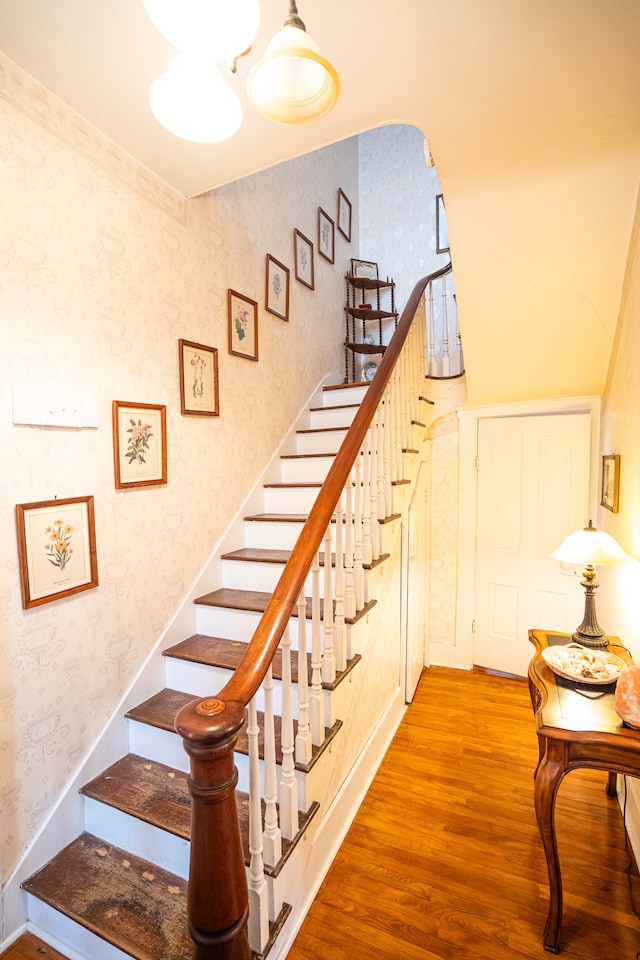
<box><xmin>337</xmin><ymin>187</ymin><xmax>352</xmax><ymax>242</ymax></box>
<box><xmin>318</xmin><ymin>207</ymin><xmax>335</xmax><ymax>264</ymax></box>
<box><xmin>601</xmin><ymin>454</ymin><xmax>620</xmax><ymax>513</ymax></box>
<box><xmin>228</xmin><ymin>288</ymin><xmax>258</xmax><ymax>360</ymax></box>
<box><xmin>265</xmin><ymin>254</ymin><xmax>290</xmax><ymax>321</ymax></box>
<box><xmin>294</xmin><ymin>228</ymin><xmax>314</xmax><ymax>289</ymax></box>
<box><xmin>16</xmin><ymin>495</ymin><xmax>98</xmax><ymax>608</ymax></box>
<box><xmin>179</xmin><ymin>339</ymin><xmax>219</xmax><ymax>416</ymax></box>
<box><xmin>112</xmin><ymin>401</ymin><xmax>168</xmax><ymax>489</ymax></box>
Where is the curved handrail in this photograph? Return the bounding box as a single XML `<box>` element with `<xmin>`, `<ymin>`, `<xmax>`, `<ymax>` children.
<box><xmin>216</xmin><ymin>260</ymin><xmax>452</xmax><ymax>706</ymax></box>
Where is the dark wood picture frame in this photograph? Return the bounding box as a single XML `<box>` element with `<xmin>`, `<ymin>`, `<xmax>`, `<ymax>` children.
<box><xmin>112</xmin><ymin>400</ymin><xmax>168</xmax><ymax>489</ymax></box>
<box><xmin>294</xmin><ymin>228</ymin><xmax>314</xmax><ymax>289</ymax></box>
<box><xmin>228</xmin><ymin>288</ymin><xmax>259</xmax><ymax>360</ymax></box>
<box><xmin>179</xmin><ymin>339</ymin><xmax>219</xmax><ymax>416</ymax></box>
<box><xmin>318</xmin><ymin>207</ymin><xmax>335</xmax><ymax>264</ymax></box>
<box><xmin>16</xmin><ymin>495</ymin><xmax>98</xmax><ymax>608</ymax></box>
<box><xmin>337</xmin><ymin>187</ymin><xmax>352</xmax><ymax>242</ymax></box>
<box><xmin>265</xmin><ymin>254</ymin><xmax>290</xmax><ymax>321</ymax></box>
<box><xmin>601</xmin><ymin>454</ymin><xmax>620</xmax><ymax>513</ymax></box>
<box><xmin>351</xmin><ymin>258</ymin><xmax>379</xmax><ymax>280</ymax></box>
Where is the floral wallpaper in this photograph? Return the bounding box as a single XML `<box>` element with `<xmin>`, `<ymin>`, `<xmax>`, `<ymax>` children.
<box><xmin>0</xmin><ymin>52</ymin><xmax>356</xmax><ymax>891</ymax></box>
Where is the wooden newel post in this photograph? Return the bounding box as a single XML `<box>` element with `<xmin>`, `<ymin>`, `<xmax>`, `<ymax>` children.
<box><xmin>176</xmin><ymin>696</ymin><xmax>251</xmax><ymax>960</ymax></box>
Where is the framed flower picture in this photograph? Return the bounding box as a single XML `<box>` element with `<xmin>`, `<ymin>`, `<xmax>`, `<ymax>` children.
<box><xmin>318</xmin><ymin>207</ymin><xmax>335</xmax><ymax>264</ymax></box>
<box><xmin>16</xmin><ymin>495</ymin><xmax>98</xmax><ymax>608</ymax></box>
<box><xmin>601</xmin><ymin>454</ymin><xmax>620</xmax><ymax>513</ymax></box>
<box><xmin>337</xmin><ymin>188</ymin><xmax>352</xmax><ymax>242</ymax></box>
<box><xmin>265</xmin><ymin>254</ymin><xmax>290</xmax><ymax>321</ymax></box>
<box><xmin>228</xmin><ymin>289</ymin><xmax>258</xmax><ymax>360</ymax></box>
<box><xmin>112</xmin><ymin>400</ymin><xmax>168</xmax><ymax>489</ymax></box>
<box><xmin>294</xmin><ymin>228</ymin><xmax>314</xmax><ymax>289</ymax></box>
<box><xmin>179</xmin><ymin>339</ymin><xmax>219</xmax><ymax>416</ymax></box>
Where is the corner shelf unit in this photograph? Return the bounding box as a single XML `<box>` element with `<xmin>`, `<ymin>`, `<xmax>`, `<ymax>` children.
<box><xmin>344</xmin><ymin>275</ymin><xmax>397</xmax><ymax>383</ymax></box>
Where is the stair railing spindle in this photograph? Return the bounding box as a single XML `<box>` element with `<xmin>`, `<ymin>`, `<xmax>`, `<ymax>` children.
<box><xmin>333</xmin><ymin>492</ymin><xmax>346</xmax><ymax>672</ymax></box>
<box><xmin>295</xmin><ymin>585</ymin><xmax>312</xmax><ymax>765</ymax></box>
<box><xmin>368</xmin><ymin>419</ymin><xmax>380</xmax><ymax>563</ymax></box>
<box><xmin>248</xmin><ymin>696</ymin><xmax>269</xmax><ymax>953</ymax></box>
<box><xmin>321</xmin><ymin>523</ymin><xmax>336</xmax><ymax>684</ymax></box>
<box><xmin>353</xmin><ymin>452</ymin><xmax>365</xmax><ymax>610</ymax></box>
<box><xmin>278</xmin><ymin>625</ymin><xmax>299</xmax><ymax>840</ymax></box>
<box><xmin>261</xmin><ymin>667</ymin><xmax>281</xmax><ymax>867</ymax></box>
<box><xmin>343</xmin><ymin>466</ymin><xmax>356</xmax><ymax>619</ymax></box>
<box><xmin>383</xmin><ymin>382</ymin><xmax>393</xmax><ymax>519</ymax></box>
<box><xmin>309</xmin><ymin>549</ymin><xmax>325</xmax><ymax>746</ymax></box>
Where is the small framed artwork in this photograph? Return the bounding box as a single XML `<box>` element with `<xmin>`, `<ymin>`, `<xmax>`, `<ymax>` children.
<box><xmin>265</xmin><ymin>254</ymin><xmax>290</xmax><ymax>321</ymax></box>
<box><xmin>318</xmin><ymin>207</ymin><xmax>335</xmax><ymax>264</ymax></box>
<box><xmin>337</xmin><ymin>188</ymin><xmax>352</xmax><ymax>242</ymax></box>
<box><xmin>294</xmin><ymin>229</ymin><xmax>314</xmax><ymax>290</ymax></box>
<box><xmin>228</xmin><ymin>289</ymin><xmax>258</xmax><ymax>360</ymax></box>
<box><xmin>436</xmin><ymin>193</ymin><xmax>450</xmax><ymax>254</ymax></box>
<box><xmin>179</xmin><ymin>339</ymin><xmax>219</xmax><ymax>416</ymax></box>
<box><xmin>16</xmin><ymin>495</ymin><xmax>98</xmax><ymax>608</ymax></box>
<box><xmin>601</xmin><ymin>454</ymin><xmax>620</xmax><ymax>513</ymax></box>
<box><xmin>351</xmin><ymin>258</ymin><xmax>379</xmax><ymax>280</ymax></box>
<box><xmin>112</xmin><ymin>400</ymin><xmax>167</xmax><ymax>489</ymax></box>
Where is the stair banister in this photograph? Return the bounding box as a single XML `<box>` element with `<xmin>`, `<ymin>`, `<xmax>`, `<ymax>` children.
<box><xmin>175</xmin><ymin>260</ymin><xmax>452</xmax><ymax>960</ymax></box>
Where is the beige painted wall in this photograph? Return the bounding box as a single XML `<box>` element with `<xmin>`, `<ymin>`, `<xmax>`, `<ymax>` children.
<box><xmin>596</xmin><ymin>180</ymin><xmax>640</xmax><ymax>660</ymax></box>
<box><xmin>0</xmin><ymin>64</ymin><xmax>355</xmax><ymax>881</ymax></box>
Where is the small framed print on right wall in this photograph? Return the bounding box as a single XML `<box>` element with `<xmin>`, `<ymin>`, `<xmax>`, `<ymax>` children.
<box><xmin>601</xmin><ymin>454</ymin><xmax>620</xmax><ymax>513</ymax></box>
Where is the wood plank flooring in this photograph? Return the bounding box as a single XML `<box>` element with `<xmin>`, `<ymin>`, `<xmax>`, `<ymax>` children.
<box><xmin>287</xmin><ymin>666</ymin><xmax>640</xmax><ymax>960</ymax></box>
<box><xmin>5</xmin><ymin>666</ymin><xmax>640</xmax><ymax>960</ymax></box>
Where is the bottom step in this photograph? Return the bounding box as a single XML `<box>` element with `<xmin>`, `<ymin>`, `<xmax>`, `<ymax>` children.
<box><xmin>23</xmin><ymin>833</ymin><xmax>289</xmax><ymax>960</ymax></box>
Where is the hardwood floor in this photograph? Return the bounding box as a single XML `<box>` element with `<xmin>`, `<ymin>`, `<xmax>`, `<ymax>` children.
<box><xmin>5</xmin><ymin>667</ymin><xmax>640</xmax><ymax>960</ymax></box>
<box><xmin>287</xmin><ymin>666</ymin><xmax>640</xmax><ymax>960</ymax></box>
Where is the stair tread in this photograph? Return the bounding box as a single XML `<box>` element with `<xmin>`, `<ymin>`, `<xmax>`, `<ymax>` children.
<box><xmin>194</xmin><ymin>587</ymin><xmax>377</xmax><ymax>625</ymax></box>
<box><xmin>308</xmin><ymin>402</ymin><xmax>360</xmax><ymax>412</ymax></box>
<box><xmin>23</xmin><ymin>831</ymin><xmax>292</xmax><ymax>959</ymax></box>
<box><xmin>280</xmin><ymin>452</ymin><xmax>336</xmax><ymax>460</ymax></box>
<box><xmin>164</xmin><ymin>634</ymin><xmax>362</xmax><ymax>691</ymax></box>
<box><xmin>126</xmin><ymin>689</ymin><xmax>343</xmax><ymax>773</ymax></box>
<box><xmin>295</xmin><ymin>426</ymin><xmax>348</xmax><ymax>435</ymax></box>
<box><xmin>322</xmin><ymin>381</ymin><xmax>368</xmax><ymax>391</ymax></box>
<box><xmin>80</xmin><ymin>754</ymin><xmax>319</xmax><ymax>876</ymax></box>
<box><xmin>263</xmin><ymin>482</ymin><xmax>322</xmax><ymax>489</ymax></box>
<box><xmin>220</xmin><ymin>546</ymin><xmax>390</xmax><ymax>572</ymax></box>
<box><xmin>23</xmin><ymin>832</ymin><xmax>192</xmax><ymax>960</ymax></box>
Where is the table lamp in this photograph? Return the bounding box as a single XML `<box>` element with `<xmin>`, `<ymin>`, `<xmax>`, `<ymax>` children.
<box><xmin>551</xmin><ymin>520</ymin><xmax>631</xmax><ymax>648</ymax></box>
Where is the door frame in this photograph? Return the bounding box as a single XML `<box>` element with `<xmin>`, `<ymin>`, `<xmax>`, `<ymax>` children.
<box><xmin>452</xmin><ymin>395</ymin><xmax>601</xmax><ymax>670</ymax></box>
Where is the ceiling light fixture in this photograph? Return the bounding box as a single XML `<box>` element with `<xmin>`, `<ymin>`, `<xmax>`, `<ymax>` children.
<box><xmin>142</xmin><ymin>0</ymin><xmax>260</xmax><ymax>62</ymax></box>
<box><xmin>149</xmin><ymin>52</ymin><xmax>243</xmax><ymax>143</ymax></box>
<box><xmin>247</xmin><ymin>1</ymin><xmax>340</xmax><ymax>124</ymax></box>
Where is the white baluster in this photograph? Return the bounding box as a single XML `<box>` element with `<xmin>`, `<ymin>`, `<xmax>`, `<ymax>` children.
<box><xmin>309</xmin><ymin>549</ymin><xmax>325</xmax><ymax>745</ymax></box>
<box><xmin>361</xmin><ymin>431</ymin><xmax>372</xmax><ymax>568</ymax></box>
<box><xmin>368</xmin><ymin>420</ymin><xmax>380</xmax><ymax>562</ymax></box>
<box><xmin>428</xmin><ymin>280</ymin><xmax>437</xmax><ymax>377</ymax></box>
<box><xmin>353</xmin><ymin>452</ymin><xmax>365</xmax><ymax>610</ymax></box>
<box><xmin>441</xmin><ymin>276</ymin><xmax>450</xmax><ymax>377</ymax></box>
<box><xmin>376</xmin><ymin>403</ymin><xmax>386</xmax><ymax>525</ymax></box>
<box><xmin>322</xmin><ymin>523</ymin><xmax>336</xmax><ymax>684</ymax></box>
<box><xmin>279</xmin><ymin>625</ymin><xmax>299</xmax><ymax>840</ymax></box>
<box><xmin>344</xmin><ymin>465</ymin><xmax>356</xmax><ymax>619</ymax></box>
<box><xmin>248</xmin><ymin>697</ymin><xmax>270</xmax><ymax>953</ymax></box>
<box><xmin>383</xmin><ymin>382</ymin><xmax>393</xmax><ymax>519</ymax></box>
<box><xmin>295</xmin><ymin>585</ymin><xmax>312</xmax><ymax>765</ymax></box>
<box><xmin>334</xmin><ymin>492</ymin><xmax>346</xmax><ymax>672</ymax></box>
<box><xmin>261</xmin><ymin>666</ymin><xmax>281</xmax><ymax>867</ymax></box>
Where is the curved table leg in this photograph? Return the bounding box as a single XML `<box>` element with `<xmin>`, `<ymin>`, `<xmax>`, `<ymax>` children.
<box><xmin>534</xmin><ymin>739</ymin><xmax>567</xmax><ymax>953</ymax></box>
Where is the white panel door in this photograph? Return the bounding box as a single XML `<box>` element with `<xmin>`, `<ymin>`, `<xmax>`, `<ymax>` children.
<box><xmin>474</xmin><ymin>413</ymin><xmax>591</xmax><ymax>676</ymax></box>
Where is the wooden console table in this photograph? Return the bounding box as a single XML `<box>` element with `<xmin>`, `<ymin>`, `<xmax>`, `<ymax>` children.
<box><xmin>528</xmin><ymin>628</ymin><xmax>639</xmax><ymax>953</ymax></box>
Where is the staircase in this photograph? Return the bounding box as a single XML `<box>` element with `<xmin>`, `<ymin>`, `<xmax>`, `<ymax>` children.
<box><xmin>15</xmin><ymin>265</ymin><xmax>453</xmax><ymax>960</ymax></box>
<box><xmin>19</xmin><ymin>380</ymin><xmax>412</xmax><ymax>960</ymax></box>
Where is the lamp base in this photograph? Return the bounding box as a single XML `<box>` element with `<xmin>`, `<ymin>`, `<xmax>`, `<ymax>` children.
<box><xmin>571</xmin><ymin>629</ymin><xmax>609</xmax><ymax>649</ymax></box>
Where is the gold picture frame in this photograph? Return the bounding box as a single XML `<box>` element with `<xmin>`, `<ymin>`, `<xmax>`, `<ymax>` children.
<box><xmin>16</xmin><ymin>495</ymin><xmax>98</xmax><ymax>608</ymax></box>
<box><xmin>601</xmin><ymin>454</ymin><xmax>620</xmax><ymax>513</ymax></box>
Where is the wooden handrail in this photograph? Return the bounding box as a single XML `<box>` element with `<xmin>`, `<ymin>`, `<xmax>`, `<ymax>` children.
<box><xmin>175</xmin><ymin>261</ymin><xmax>452</xmax><ymax>960</ymax></box>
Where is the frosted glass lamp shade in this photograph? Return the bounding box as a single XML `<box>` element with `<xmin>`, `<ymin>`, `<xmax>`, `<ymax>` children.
<box><xmin>247</xmin><ymin>24</ymin><xmax>339</xmax><ymax>124</ymax></box>
<box><xmin>551</xmin><ymin>520</ymin><xmax>631</xmax><ymax>647</ymax></box>
<box><xmin>149</xmin><ymin>53</ymin><xmax>242</xmax><ymax>143</ymax></box>
<box><xmin>143</xmin><ymin>0</ymin><xmax>260</xmax><ymax>60</ymax></box>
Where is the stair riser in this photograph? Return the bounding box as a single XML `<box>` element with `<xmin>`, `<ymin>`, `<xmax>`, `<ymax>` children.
<box><xmin>295</xmin><ymin>430</ymin><xmax>347</xmax><ymax>455</ymax></box>
<box><xmin>83</xmin><ymin>797</ymin><xmax>190</xmax><ymax>879</ymax></box>
<box><xmin>126</xmin><ymin>719</ymin><xmax>309</xmax><ymax>800</ymax></box>
<box><xmin>308</xmin><ymin>407</ymin><xmax>359</xmax><ymax>430</ymax></box>
<box><xmin>321</xmin><ymin>385</ymin><xmax>367</xmax><ymax>407</ymax></box>
<box><xmin>221</xmin><ymin>558</ymin><xmax>341</xmax><ymax>596</ymax></box>
<box><xmin>26</xmin><ymin>899</ymin><xmax>130</xmax><ymax>960</ymax></box>
<box><xmin>195</xmin><ymin>605</ymin><xmax>315</xmax><ymax>648</ymax></box>
<box><xmin>164</xmin><ymin>657</ymin><xmax>301</xmax><ymax>720</ymax></box>
<box><xmin>243</xmin><ymin>519</ymin><xmax>352</xmax><ymax>552</ymax></box>
<box><xmin>280</xmin><ymin>455</ymin><xmax>335</xmax><ymax>483</ymax></box>
<box><xmin>263</xmin><ymin>486</ymin><xmax>321</xmax><ymax>514</ymax></box>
